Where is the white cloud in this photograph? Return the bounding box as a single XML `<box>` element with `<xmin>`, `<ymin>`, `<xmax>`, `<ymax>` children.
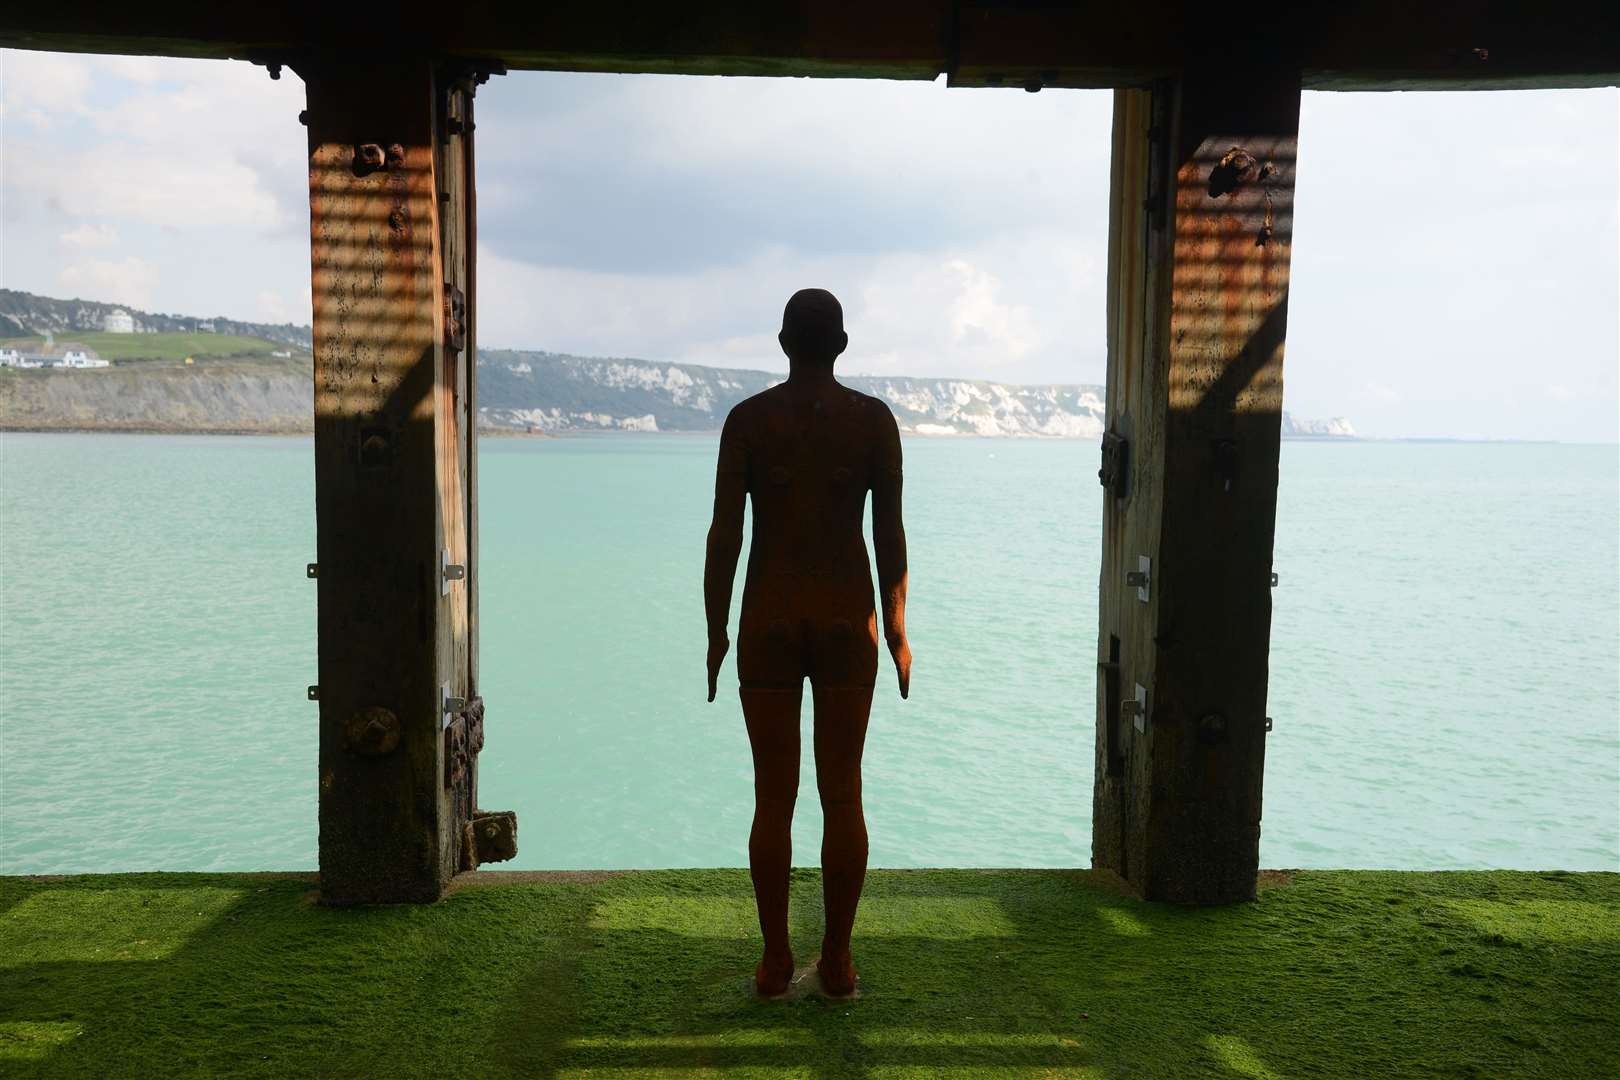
<box><xmin>0</xmin><ymin>50</ymin><xmax>92</xmax><ymax>121</ymax></box>
<box><xmin>59</xmin><ymin>223</ymin><xmax>119</xmax><ymax>248</ymax></box>
<box><xmin>255</xmin><ymin>288</ymin><xmax>304</xmax><ymax>323</ymax></box>
<box><xmin>59</xmin><ymin>256</ymin><xmax>158</xmax><ymax>307</ymax></box>
<box><xmin>4</xmin><ymin>52</ymin><xmax>304</xmax><ymax>233</ymax></box>
<box><xmin>11</xmin><ymin>145</ymin><xmax>286</xmax><ymax>230</ymax></box>
<box><xmin>944</xmin><ymin>259</ymin><xmax>1038</xmax><ymax>364</ymax></box>
<box><xmin>478</xmin><ymin>231</ymin><xmax>1096</xmax><ymax>383</ymax></box>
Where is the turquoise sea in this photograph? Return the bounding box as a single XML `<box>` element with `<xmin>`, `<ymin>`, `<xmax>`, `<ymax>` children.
<box><xmin>1</xmin><ymin>432</ymin><xmax>1616</xmax><ymax>874</ymax></box>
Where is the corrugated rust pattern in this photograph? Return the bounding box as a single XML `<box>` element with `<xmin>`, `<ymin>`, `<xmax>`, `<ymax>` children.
<box><xmin>1165</xmin><ymin>135</ymin><xmax>1293</xmax><ymax>414</ymax></box>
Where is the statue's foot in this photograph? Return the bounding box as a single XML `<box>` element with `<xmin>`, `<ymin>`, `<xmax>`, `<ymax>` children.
<box><xmin>816</xmin><ymin>949</ymin><xmax>858</xmax><ymax>998</ymax></box>
<box><xmin>755</xmin><ymin>948</ymin><xmax>795</xmax><ymax>998</ymax></box>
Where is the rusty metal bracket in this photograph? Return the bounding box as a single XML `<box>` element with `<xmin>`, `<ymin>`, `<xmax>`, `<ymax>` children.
<box><xmin>463</xmin><ymin>808</ymin><xmax>517</xmax><ymax>869</ymax></box>
<box><xmin>1099</xmin><ymin>431</ymin><xmax>1129</xmax><ymax>498</ymax></box>
<box><xmin>440</xmin><ymin>57</ymin><xmax>508</xmax><ymax>93</ymax></box>
<box><xmin>444</xmin><ymin>284</ymin><xmax>466</xmax><ymax>354</ymax></box>
<box><xmin>443</xmin><ymin>695</ymin><xmax>485</xmax><ymax>788</ymax></box>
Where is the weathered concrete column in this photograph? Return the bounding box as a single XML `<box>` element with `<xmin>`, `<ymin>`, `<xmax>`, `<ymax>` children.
<box><xmin>302</xmin><ymin>59</ymin><xmax>491</xmax><ymax>903</ymax></box>
<box><xmin>1094</xmin><ymin>71</ymin><xmax>1299</xmax><ymax>904</ymax></box>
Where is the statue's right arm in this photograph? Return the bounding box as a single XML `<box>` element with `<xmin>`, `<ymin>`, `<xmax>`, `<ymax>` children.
<box><xmin>704</xmin><ymin>410</ymin><xmax>748</xmax><ymax>701</ymax></box>
<box><xmin>871</xmin><ymin>405</ymin><xmax>911</xmax><ymax>699</ymax></box>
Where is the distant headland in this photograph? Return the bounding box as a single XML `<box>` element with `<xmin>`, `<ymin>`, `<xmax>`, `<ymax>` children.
<box><xmin>0</xmin><ymin>289</ymin><xmax>1356</xmax><ymax>438</ymax></box>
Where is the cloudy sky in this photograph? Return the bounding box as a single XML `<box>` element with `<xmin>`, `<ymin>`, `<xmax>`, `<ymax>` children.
<box><xmin>2</xmin><ymin>50</ymin><xmax>1615</xmax><ymax>440</ymax></box>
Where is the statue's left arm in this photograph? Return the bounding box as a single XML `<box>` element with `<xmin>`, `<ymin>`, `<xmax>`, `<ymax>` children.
<box><xmin>704</xmin><ymin>409</ymin><xmax>748</xmax><ymax>701</ymax></box>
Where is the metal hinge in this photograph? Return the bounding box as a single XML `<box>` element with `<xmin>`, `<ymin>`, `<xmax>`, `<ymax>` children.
<box><xmin>307</xmin><ymin>685</ymin><xmax>319</xmax><ymax>701</ymax></box>
<box><xmin>443</xmin><ymin>284</ymin><xmax>466</xmax><ymax>354</ymax></box>
<box><xmin>441</xmin><ymin>682</ymin><xmax>467</xmax><ymax>727</ymax></box>
<box><xmin>306</xmin><ymin>562</ymin><xmax>318</xmax><ymax>579</ymax></box>
<box><xmin>1120</xmin><ymin>682</ymin><xmax>1149</xmax><ymax>733</ymax></box>
<box><xmin>1125</xmin><ymin>556</ymin><xmax>1151</xmax><ymax>603</ymax></box>
<box><xmin>441</xmin><ymin>548</ymin><xmax>466</xmax><ymax>596</ymax></box>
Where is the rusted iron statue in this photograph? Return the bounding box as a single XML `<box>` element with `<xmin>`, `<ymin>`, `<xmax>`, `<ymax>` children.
<box><xmin>704</xmin><ymin>289</ymin><xmax>912</xmax><ymax>998</ymax></box>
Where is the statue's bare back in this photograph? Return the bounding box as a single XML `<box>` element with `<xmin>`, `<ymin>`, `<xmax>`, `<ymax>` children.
<box><xmin>724</xmin><ymin>380</ymin><xmax>901</xmax><ymax>689</ymax></box>
<box><xmin>703</xmin><ymin>289</ymin><xmax>910</xmax><ymax>1001</ymax></box>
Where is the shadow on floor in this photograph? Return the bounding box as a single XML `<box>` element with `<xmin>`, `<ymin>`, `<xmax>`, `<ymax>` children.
<box><xmin>2</xmin><ymin>868</ymin><xmax>1617</xmax><ymax>1078</ymax></box>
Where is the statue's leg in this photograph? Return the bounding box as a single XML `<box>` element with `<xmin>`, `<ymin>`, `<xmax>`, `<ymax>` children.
<box><xmin>740</xmin><ymin>684</ymin><xmax>801</xmax><ymax>995</ymax></box>
<box><xmin>811</xmin><ymin>677</ymin><xmax>875</xmax><ymax>997</ymax></box>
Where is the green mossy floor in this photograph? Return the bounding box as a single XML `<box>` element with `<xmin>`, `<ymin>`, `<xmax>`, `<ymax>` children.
<box><xmin>2</xmin><ymin>869</ymin><xmax>1616</xmax><ymax>1078</ymax></box>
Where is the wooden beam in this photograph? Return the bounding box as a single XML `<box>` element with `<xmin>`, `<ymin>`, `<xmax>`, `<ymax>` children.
<box><xmin>949</xmin><ymin>0</ymin><xmax>1620</xmax><ymax>90</ymax></box>
<box><xmin>0</xmin><ymin>2</ymin><xmax>1613</xmax><ymax>91</ymax></box>
<box><xmin>1094</xmin><ymin>70</ymin><xmax>1297</xmax><ymax>903</ymax></box>
<box><xmin>306</xmin><ymin>58</ymin><xmax>484</xmax><ymax>903</ymax></box>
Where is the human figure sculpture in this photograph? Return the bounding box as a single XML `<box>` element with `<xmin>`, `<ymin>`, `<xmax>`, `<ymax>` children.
<box><xmin>704</xmin><ymin>288</ymin><xmax>912</xmax><ymax>999</ymax></box>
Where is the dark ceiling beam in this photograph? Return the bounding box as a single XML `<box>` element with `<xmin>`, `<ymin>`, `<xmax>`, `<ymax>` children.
<box><xmin>0</xmin><ymin>1</ymin><xmax>1614</xmax><ymax>90</ymax></box>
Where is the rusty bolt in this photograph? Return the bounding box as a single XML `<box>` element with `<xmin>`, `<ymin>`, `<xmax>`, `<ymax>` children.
<box><xmin>344</xmin><ymin>706</ymin><xmax>401</xmax><ymax>756</ymax></box>
<box><xmin>385</xmin><ymin>143</ymin><xmax>406</xmax><ymax>169</ymax></box>
<box><xmin>387</xmin><ymin>206</ymin><xmax>407</xmax><ymax>233</ymax></box>
<box><xmin>352</xmin><ymin>143</ymin><xmax>386</xmax><ymax>177</ymax></box>
<box><xmin>359</xmin><ymin>429</ymin><xmax>392</xmax><ymax>468</ymax></box>
<box><xmin>1208</xmin><ymin>146</ymin><xmax>1259</xmax><ymax>198</ymax></box>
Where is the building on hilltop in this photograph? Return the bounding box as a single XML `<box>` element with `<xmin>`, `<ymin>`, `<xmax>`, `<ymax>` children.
<box><xmin>103</xmin><ymin>308</ymin><xmax>136</xmax><ymax>333</ymax></box>
<box><xmin>0</xmin><ymin>348</ymin><xmax>22</xmax><ymax>367</ymax></box>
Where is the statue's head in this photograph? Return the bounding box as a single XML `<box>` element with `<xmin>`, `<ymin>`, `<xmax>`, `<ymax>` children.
<box><xmin>778</xmin><ymin>288</ymin><xmax>848</xmax><ymax>366</ymax></box>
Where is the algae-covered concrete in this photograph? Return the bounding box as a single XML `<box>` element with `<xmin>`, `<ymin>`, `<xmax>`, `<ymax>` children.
<box><xmin>2</xmin><ymin>868</ymin><xmax>1615</xmax><ymax>1077</ymax></box>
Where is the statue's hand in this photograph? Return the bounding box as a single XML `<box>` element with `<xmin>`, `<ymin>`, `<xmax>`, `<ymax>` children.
<box><xmin>888</xmin><ymin>634</ymin><xmax>912</xmax><ymax>700</ymax></box>
<box><xmin>706</xmin><ymin>636</ymin><xmax>730</xmax><ymax>702</ymax></box>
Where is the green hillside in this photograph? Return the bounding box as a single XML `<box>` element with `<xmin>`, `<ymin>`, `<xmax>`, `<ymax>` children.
<box><xmin>0</xmin><ymin>331</ymin><xmax>302</xmax><ymax>365</ymax></box>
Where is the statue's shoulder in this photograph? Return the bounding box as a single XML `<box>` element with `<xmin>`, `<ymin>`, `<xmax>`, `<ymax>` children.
<box><xmin>721</xmin><ymin>385</ymin><xmax>785</xmax><ymax>437</ymax></box>
<box><xmin>841</xmin><ymin>385</ymin><xmax>898</xmax><ymax>430</ymax></box>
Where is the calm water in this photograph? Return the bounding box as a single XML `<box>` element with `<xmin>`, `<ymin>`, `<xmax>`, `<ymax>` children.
<box><xmin>1</xmin><ymin>433</ymin><xmax>1616</xmax><ymax>873</ymax></box>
